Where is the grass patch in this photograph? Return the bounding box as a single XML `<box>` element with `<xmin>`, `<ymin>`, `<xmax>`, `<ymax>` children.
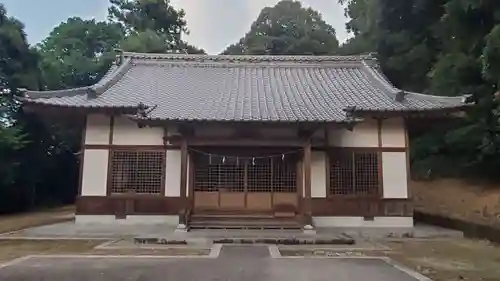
<box><xmin>92</xmin><ymin>248</ymin><xmax>211</xmax><ymax>256</ymax></box>
<box><xmin>279</xmin><ymin>249</ymin><xmax>368</xmax><ymax>257</ymax></box>
<box><xmin>0</xmin><ymin>239</ymin><xmax>101</xmax><ymax>263</ymax></box>
<box><xmin>385</xmin><ymin>239</ymin><xmax>500</xmax><ymax>281</ymax></box>
<box><xmin>0</xmin><ymin>239</ymin><xmax>211</xmax><ymax>264</ymax></box>
<box><xmin>0</xmin><ymin>206</ymin><xmax>74</xmax><ymax>234</ymax></box>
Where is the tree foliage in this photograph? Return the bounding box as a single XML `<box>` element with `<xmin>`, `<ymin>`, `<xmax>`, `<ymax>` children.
<box><xmin>222</xmin><ymin>0</ymin><xmax>339</xmax><ymax>55</ymax></box>
<box><xmin>0</xmin><ymin>0</ymin><xmax>207</xmax><ymax>214</ymax></box>
<box><xmin>0</xmin><ymin>5</ymin><xmax>39</xmax><ymax>92</ymax></box>
<box><xmin>0</xmin><ymin>3</ymin><xmax>33</xmax><ymax>181</ymax></box>
<box><xmin>37</xmin><ymin>17</ymin><xmax>124</xmax><ymax>90</ymax></box>
<box><xmin>0</xmin><ymin>4</ymin><xmax>45</xmax><ymax>213</ymax></box>
<box><xmin>109</xmin><ymin>0</ymin><xmax>204</xmax><ymax>54</ymax></box>
<box><xmin>109</xmin><ymin>0</ymin><xmax>186</xmax><ymax>40</ymax></box>
<box><xmin>5</xmin><ymin>0</ymin><xmax>500</xmax><ymax>215</ymax></box>
<box><xmin>340</xmin><ymin>0</ymin><xmax>500</xmax><ymax>180</ymax></box>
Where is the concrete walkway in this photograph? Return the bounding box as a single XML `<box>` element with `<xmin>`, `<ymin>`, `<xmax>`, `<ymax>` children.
<box><xmin>0</xmin><ymin>221</ymin><xmax>462</xmax><ymax>241</ymax></box>
<box><xmin>0</xmin><ymin>245</ymin><xmax>428</xmax><ymax>281</ymax></box>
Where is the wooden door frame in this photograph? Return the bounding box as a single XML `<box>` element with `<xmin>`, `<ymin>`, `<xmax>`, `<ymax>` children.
<box><xmin>191</xmin><ymin>150</ymin><xmax>300</xmax><ymax>213</ymax></box>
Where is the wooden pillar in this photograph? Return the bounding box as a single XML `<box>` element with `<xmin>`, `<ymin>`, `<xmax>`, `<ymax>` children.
<box><xmin>303</xmin><ymin>140</ymin><xmax>312</xmax><ymax>223</ymax></box>
<box><xmin>377</xmin><ymin>118</ymin><xmax>384</xmax><ymax>198</ymax></box>
<box><xmin>77</xmin><ymin>116</ymin><xmax>87</xmax><ymax>197</ymax></box>
<box><xmin>180</xmin><ymin>138</ymin><xmax>188</xmax><ymax>208</ymax></box>
<box><xmin>188</xmin><ymin>152</ymin><xmax>195</xmax><ymax>211</ymax></box>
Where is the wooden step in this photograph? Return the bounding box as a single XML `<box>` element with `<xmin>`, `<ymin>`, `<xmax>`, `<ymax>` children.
<box><xmin>189</xmin><ymin>223</ymin><xmax>302</xmax><ymax>230</ymax></box>
<box><xmin>189</xmin><ymin>215</ymin><xmax>302</xmax><ymax>230</ymax></box>
<box><xmin>191</xmin><ymin>214</ymin><xmax>275</xmax><ymax>220</ymax></box>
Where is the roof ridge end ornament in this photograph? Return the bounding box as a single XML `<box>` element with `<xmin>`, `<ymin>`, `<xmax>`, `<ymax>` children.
<box><xmin>364</xmin><ymin>52</ymin><xmax>380</xmax><ymax>69</ymax></box>
<box><xmin>137</xmin><ymin>102</ymin><xmax>158</xmax><ymax>118</ymax></box>
<box><xmin>17</xmin><ymin>88</ymin><xmax>27</xmax><ymax>97</ymax></box>
<box><xmin>114</xmin><ymin>48</ymin><xmax>124</xmax><ymax>65</ymax></box>
<box><xmin>343</xmin><ymin>106</ymin><xmax>358</xmax><ymax>131</ymax></box>
<box><xmin>395</xmin><ymin>90</ymin><xmax>408</xmax><ymax>102</ymax></box>
<box><xmin>463</xmin><ymin>94</ymin><xmax>474</xmax><ymax>104</ymax></box>
<box><xmin>87</xmin><ymin>88</ymin><xmax>98</xmax><ymax>99</ymax></box>
<box><xmin>343</xmin><ymin>106</ymin><xmax>357</xmax><ymax>118</ymax></box>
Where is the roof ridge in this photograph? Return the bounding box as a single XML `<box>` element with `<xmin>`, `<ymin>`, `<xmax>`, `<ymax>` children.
<box><xmin>122</xmin><ymin>51</ymin><xmax>377</xmax><ymax>63</ymax></box>
<box><xmin>90</xmin><ymin>58</ymin><xmax>133</xmax><ymax>96</ymax></box>
<box><xmin>132</xmin><ymin>60</ymin><xmax>365</xmax><ymax>69</ymax></box>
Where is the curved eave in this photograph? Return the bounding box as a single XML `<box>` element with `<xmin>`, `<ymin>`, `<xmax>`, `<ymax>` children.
<box><xmin>19</xmin><ymin>58</ymin><xmax>132</xmax><ymax>102</ymax></box>
<box><xmin>354</xmin><ymin>104</ymin><xmax>472</xmax><ymax>118</ymax></box>
<box><xmin>361</xmin><ymin>61</ymin><xmax>471</xmax><ymax>110</ymax></box>
<box><xmin>21</xmin><ymin>87</ymin><xmax>91</xmax><ymax>99</ymax></box>
<box><xmin>20</xmin><ymin>99</ymin><xmax>139</xmax><ymax>116</ymax></box>
<box><xmin>404</xmin><ymin>91</ymin><xmax>470</xmax><ymax>105</ymax></box>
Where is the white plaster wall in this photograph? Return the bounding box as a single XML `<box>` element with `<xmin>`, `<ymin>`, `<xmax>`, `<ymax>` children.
<box><xmin>381</xmin><ymin>118</ymin><xmax>406</xmax><ymax>147</ymax></box>
<box><xmin>382</xmin><ymin>152</ymin><xmax>408</xmax><ymax>198</ymax></box>
<box><xmin>328</xmin><ymin>119</ymin><xmax>378</xmax><ymax>147</ymax></box>
<box><xmin>313</xmin><ymin>216</ymin><xmax>414</xmax><ymax>228</ymax></box>
<box><xmin>81</xmin><ymin>149</ymin><xmax>109</xmax><ymax>196</ymax></box>
<box><xmin>311</xmin><ymin>151</ymin><xmax>327</xmax><ymax>198</ymax></box>
<box><xmin>112</xmin><ymin>116</ymin><xmax>164</xmax><ymax>145</ymax></box>
<box><xmin>165</xmin><ymin>150</ymin><xmax>182</xmax><ymax>197</ymax></box>
<box><xmin>85</xmin><ymin>114</ymin><xmax>110</xmax><ymax>145</ymax></box>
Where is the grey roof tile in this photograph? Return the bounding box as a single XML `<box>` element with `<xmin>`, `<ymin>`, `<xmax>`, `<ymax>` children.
<box><xmin>21</xmin><ymin>52</ymin><xmax>469</xmax><ymax>122</ymax></box>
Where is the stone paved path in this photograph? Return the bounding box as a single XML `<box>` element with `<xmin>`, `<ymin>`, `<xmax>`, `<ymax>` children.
<box><xmin>0</xmin><ymin>245</ymin><xmax>423</xmax><ymax>281</ymax></box>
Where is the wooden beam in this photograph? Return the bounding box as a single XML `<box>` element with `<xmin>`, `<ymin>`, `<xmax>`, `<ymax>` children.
<box><xmin>377</xmin><ymin>118</ymin><xmax>384</xmax><ymax>198</ymax></box>
<box><xmin>180</xmin><ymin>138</ymin><xmax>188</xmax><ymax>209</ymax></box>
<box><xmin>404</xmin><ymin>118</ymin><xmax>411</xmax><ymax>188</ymax></box>
<box><xmin>105</xmin><ymin>115</ymin><xmax>114</xmax><ymax>197</ymax></box>
<box><xmin>178</xmin><ymin>125</ymin><xmax>194</xmax><ymax>138</ymax></box>
<box><xmin>296</xmin><ymin>158</ymin><xmax>303</xmax><ymax>217</ymax></box>
<box><xmin>170</xmin><ymin>137</ymin><xmax>307</xmax><ymax>147</ymax></box>
<box><xmin>324</xmin><ymin>126</ymin><xmax>330</xmax><ymax>198</ymax></box>
<box><xmin>303</xmin><ymin>140</ymin><xmax>312</xmax><ymax>221</ymax></box>
<box><xmin>77</xmin><ymin>115</ymin><xmax>87</xmax><ymax>197</ymax></box>
<box><xmin>188</xmin><ymin>152</ymin><xmax>195</xmax><ymax>211</ymax></box>
<box><xmin>109</xmin><ymin>115</ymin><xmax>115</xmax><ymax>145</ymax></box>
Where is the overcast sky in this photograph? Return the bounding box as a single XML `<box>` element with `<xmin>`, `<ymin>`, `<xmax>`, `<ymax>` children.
<box><xmin>2</xmin><ymin>0</ymin><xmax>350</xmax><ymax>54</ymax></box>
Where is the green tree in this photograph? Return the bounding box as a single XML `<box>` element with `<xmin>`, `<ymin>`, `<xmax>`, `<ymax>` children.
<box><xmin>0</xmin><ymin>4</ymin><xmax>43</xmax><ymax>212</ymax></box>
<box><xmin>121</xmin><ymin>29</ymin><xmax>205</xmax><ymax>53</ymax></box>
<box><xmin>32</xmin><ymin>17</ymin><xmax>123</xmax><ymax>209</ymax></box>
<box><xmin>108</xmin><ymin>0</ymin><xmax>204</xmax><ymax>54</ymax></box>
<box><xmin>377</xmin><ymin>0</ymin><xmax>447</xmax><ymax>93</ymax></box>
<box><xmin>222</xmin><ymin>0</ymin><xmax>339</xmax><ymax>55</ymax></box>
<box><xmin>37</xmin><ymin>17</ymin><xmax>124</xmax><ymax>90</ymax></box>
<box><xmin>341</xmin><ymin>0</ymin><xmax>500</xmax><ymax>179</ymax></box>
<box><xmin>337</xmin><ymin>0</ymin><xmax>378</xmax><ymax>55</ymax></box>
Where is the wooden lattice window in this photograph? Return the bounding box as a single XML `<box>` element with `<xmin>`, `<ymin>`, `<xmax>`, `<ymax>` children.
<box><xmin>247</xmin><ymin>158</ymin><xmax>297</xmax><ymax>193</ymax></box>
<box><xmin>110</xmin><ymin>150</ymin><xmax>165</xmax><ymax>195</ymax></box>
<box><xmin>247</xmin><ymin>159</ymin><xmax>273</xmax><ymax>192</ymax></box>
<box><xmin>193</xmin><ymin>156</ymin><xmax>245</xmax><ymax>192</ymax></box>
<box><xmin>329</xmin><ymin>150</ymin><xmax>380</xmax><ymax>196</ymax></box>
<box><xmin>194</xmin><ymin>154</ymin><xmax>297</xmax><ymax>193</ymax></box>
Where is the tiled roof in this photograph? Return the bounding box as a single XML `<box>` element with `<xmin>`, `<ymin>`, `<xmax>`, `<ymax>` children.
<box><xmin>21</xmin><ymin>52</ymin><xmax>469</xmax><ymax>123</ymax></box>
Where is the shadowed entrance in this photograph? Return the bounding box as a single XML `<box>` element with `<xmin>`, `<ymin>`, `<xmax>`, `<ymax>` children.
<box><xmin>192</xmin><ymin>148</ymin><xmax>300</xmax><ymax>213</ymax></box>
